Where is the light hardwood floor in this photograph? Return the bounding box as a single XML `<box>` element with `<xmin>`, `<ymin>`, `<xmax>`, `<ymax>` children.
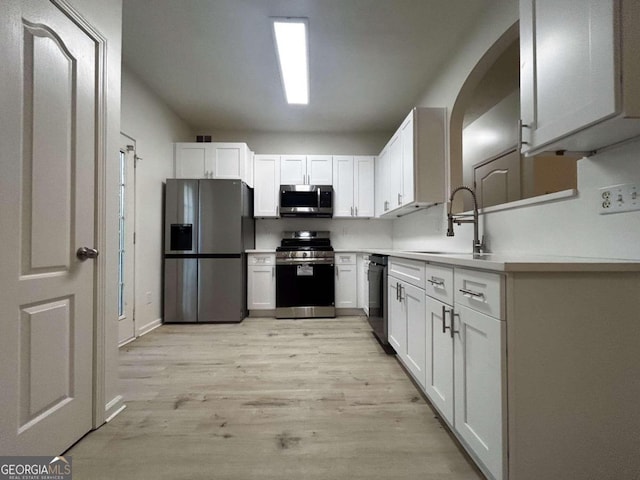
<box><xmin>68</xmin><ymin>316</ymin><xmax>484</xmax><ymax>479</ymax></box>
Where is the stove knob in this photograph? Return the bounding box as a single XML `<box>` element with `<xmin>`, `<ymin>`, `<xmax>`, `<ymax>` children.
<box><xmin>302</xmin><ymin>252</ymin><xmax>308</xmax><ymax>258</ymax></box>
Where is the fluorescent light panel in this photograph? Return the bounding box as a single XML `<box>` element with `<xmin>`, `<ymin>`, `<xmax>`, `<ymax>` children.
<box><xmin>272</xmin><ymin>18</ymin><xmax>309</xmax><ymax>105</ymax></box>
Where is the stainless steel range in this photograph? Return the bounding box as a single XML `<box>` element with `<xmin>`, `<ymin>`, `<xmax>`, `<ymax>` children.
<box><xmin>275</xmin><ymin>231</ymin><xmax>335</xmax><ymax>318</ymax></box>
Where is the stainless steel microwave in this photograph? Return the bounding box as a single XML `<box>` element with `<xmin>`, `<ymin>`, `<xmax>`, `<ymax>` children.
<box><xmin>279</xmin><ymin>185</ymin><xmax>333</xmax><ymax>217</ymax></box>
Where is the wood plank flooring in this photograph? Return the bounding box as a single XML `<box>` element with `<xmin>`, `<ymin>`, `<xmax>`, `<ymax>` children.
<box><xmin>67</xmin><ymin>316</ymin><xmax>484</xmax><ymax>479</ymax></box>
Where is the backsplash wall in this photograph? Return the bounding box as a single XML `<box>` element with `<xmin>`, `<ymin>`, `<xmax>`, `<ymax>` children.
<box><xmin>256</xmin><ymin>218</ymin><xmax>393</xmax><ymax>250</ymax></box>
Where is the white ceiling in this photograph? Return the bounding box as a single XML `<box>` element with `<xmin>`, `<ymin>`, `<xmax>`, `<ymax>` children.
<box><xmin>122</xmin><ymin>0</ymin><xmax>496</xmax><ymax>134</ymax></box>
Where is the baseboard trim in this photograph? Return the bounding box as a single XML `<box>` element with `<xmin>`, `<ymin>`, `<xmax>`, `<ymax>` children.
<box><xmin>104</xmin><ymin>395</ymin><xmax>126</xmax><ymax>423</ymax></box>
<box><xmin>249</xmin><ymin>309</ymin><xmax>364</xmax><ymax>318</ymax></box>
<box><xmin>136</xmin><ymin>318</ymin><xmax>162</xmax><ymax>337</ymax></box>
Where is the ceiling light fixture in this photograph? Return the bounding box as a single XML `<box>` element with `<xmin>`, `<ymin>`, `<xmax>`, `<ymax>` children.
<box><xmin>272</xmin><ymin>17</ymin><xmax>309</xmax><ymax>105</ymax></box>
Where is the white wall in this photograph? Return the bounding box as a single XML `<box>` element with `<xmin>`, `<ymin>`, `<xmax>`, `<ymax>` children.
<box><xmin>393</xmin><ymin>0</ymin><xmax>640</xmax><ymax>260</ymax></box>
<box><xmin>256</xmin><ymin>218</ymin><xmax>393</xmax><ymax>250</ymax></box>
<box><xmin>121</xmin><ymin>67</ymin><xmax>193</xmax><ymax>334</ymax></box>
<box><xmin>196</xmin><ymin>130</ymin><xmax>387</xmax><ymax>155</ymax></box>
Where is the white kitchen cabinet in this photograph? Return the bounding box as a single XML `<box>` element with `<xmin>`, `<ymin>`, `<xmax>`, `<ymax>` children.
<box><xmin>174</xmin><ymin>142</ymin><xmax>250</xmax><ymax>182</ymax></box>
<box><xmin>375</xmin><ymin>147</ymin><xmax>389</xmax><ymax>216</ymax></box>
<box><xmin>387</xmin><ymin>280</ymin><xmax>405</xmax><ymax>357</ymax></box>
<box><xmin>247</xmin><ymin>254</ymin><xmax>276</xmax><ymax>310</ymax></box>
<box><xmin>403</xmin><ymin>281</ymin><xmax>426</xmax><ymax>389</ymax></box>
<box><xmin>377</xmin><ymin>108</ymin><xmax>446</xmax><ymax>217</ymax></box>
<box><xmin>253</xmin><ymin>155</ymin><xmax>280</xmax><ymax>218</ymax></box>
<box><xmin>388</xmin><ymin>258</ymin><xmax>427</xmax><ymax>388</ymax></box>
<box><xmin>454</xmin><ymin>303</ymin><xmax>504</xmax><ymax>480</ymax></box>
<box><xmin>280</xmin><ymin>155</ymin><xmax>332</xmax><ymax>185</ymax></box>
<box><xmin>520</xmin><ymin>0</ymin><xmax>640</xmax><ymax>155</ymax></box>
<box><xmin>174</xmin><ymin>143</ymin><xmax>212</xmax><ymax>178</ymax></box>
<box><xmin>244</xmin><ymin>149</ymin><xmax>254</xmax><ymax>188</ymax></box>
<box><xmin>333</xmin><ymin>155</ymin><xmax>375</xmax><ymax>218</ymax></box>
<box><xmin>425</xmin><ymin>295</ymin><xmax>454</xmax><ymax>424</ymax></box>
<box><xmin>335</xmin><ymin>253</ymin><xmax>357</xmax><ymax>309</ymax></box>
<box><xmin>357</xmin><ymin>254</ymin><xmax>370</xmax><ymax>314</ymax></box>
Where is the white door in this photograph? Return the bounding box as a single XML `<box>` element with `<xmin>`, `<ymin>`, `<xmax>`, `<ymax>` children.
<box><xmin>280</xmin><ymin>155</ymin><xmax>306</xmax><ymax>184</ymax></box>
<box><xmin>335</xmin><ymin>264</ymin><xmax>357</xmax><ymax>308</ymax></box>
<box><xmin>404</xmin><ymin>282</ymin><xmax>426</xmax><ymax>390</ymax></box>
<box><xmin>0</xmin><ymin>1</ymin><xmax>98</xmax><ymax>455</ymax></box>
<box><xmin>454</xmin><ymin>305</ymin><xmax>505</xmax><ymax>480</ymax></box>
<box><xmin>388</xmin><ymin>133</ymin><xmax>403</xmax><ymax>210</ymax></box>
<box><xmin>118</xmin><ymin>137</ymin><xmax>136</xmax><ymax>345</ymax></box>
<box><xmin>387</xmin><ymin>280</ymin><xmax>406</xmax><ymax>357</ymax></box>
<box><xmin>400</xmin><ymin>112</ymin><xmax>415</xmax><ymax>205</ymax></box>
<box><xmin>354</xmin><ymin>156</ymin><xmax>375</xmax><ymax>217</ymax></box>
<box><xmin>254</xmin><ymin>155</ymin><xmax>281</xmax><ymax>217</ymax></box>
<box><xmin>425</xmin><ymin>296</ymin><xmax>454</xmax><ymax>424</ymax></box>
<box><xmin>247</xmin><ymin>266</ymin><xmax>276</xmax><ymax>310</ymax></box>
<box><xmin>211</xmin><ymin>143</ymin><xmax>244</xmax><ymax>179</ymax></box>
<box><xmin>175</xmin><ymin>143</ymin><xmax>212</xmax><ymax>178</ymax></box>
<box><xmin>332</xmin><ymin>155</ymin><xmax>354</xmax><ymax>217</ymax></box>
<box><xmin>307</xmin><ymin>155</ymin><xmax>333</xmax><ymax>185</ymax></box>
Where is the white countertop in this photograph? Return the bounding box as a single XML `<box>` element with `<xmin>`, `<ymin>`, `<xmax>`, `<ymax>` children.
<box><xmin>246</xmin><ymin>249</ymin><xmax>277</xmax><ymax>254</ymax></box>
<box><xmin>368</xmin><ymin>250</ymin><xmax>640</xmax><ymax>273</ymax></box>
<box><xmin>246</xmin><ymin>248</ymin><xmax>640</xmax><ymax>272</ymax></box>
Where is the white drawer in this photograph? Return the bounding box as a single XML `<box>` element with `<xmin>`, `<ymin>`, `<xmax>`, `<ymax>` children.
<box><xmin>248</xmin><ymin>254</ymin><xmax>275</xmax><ymax>265</ymax></box>
<box><xmin>389</xmin><ymin>257</ymin><xmax>426</xmax><ymax>289</ymax></box>
<box><xmin>454</xmin><ymin>268</ymin><xmax>504</xmax><ymax>320</ymax></box>
<box><xmin>425</xmin><ymin>263</ymin><xmax>454</xmax><ymax>306</ymax></box>
<box><xmin>336</xmin><ymin>253</ymin><xmax>356</xmax><ymax>265</ymax></box>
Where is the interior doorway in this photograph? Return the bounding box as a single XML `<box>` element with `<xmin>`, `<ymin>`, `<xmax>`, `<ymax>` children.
<box><xmin>118</xmin><ymin>134</ymin><xmax>137</xmax><ymax>345</ymax></box>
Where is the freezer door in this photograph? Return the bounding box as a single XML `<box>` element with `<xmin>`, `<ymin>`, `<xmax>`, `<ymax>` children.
<box><xmin>165</xmin><ymin>179</ymin><xmax>199</xmax><ymax>254</ymax></box>
<box><xmin>198</xmin><ymin>257</ymin><xmax>244</xmax><ymax>323</ymax></box>
<box><xmin>199</xmin><ymin>180</ymin><xmax>242</xmax><ymax>254</ymax></box>
<box><xmin>164</xmin><ymin>258</ymin><xmax>198</xmax><ymax>323</ymax></box>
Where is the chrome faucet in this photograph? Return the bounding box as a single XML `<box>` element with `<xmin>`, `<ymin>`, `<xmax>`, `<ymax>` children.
<box><xmin>447</xmin><ymin>186</ymin><xmax>486</xmax><ymax>255</ymax></box>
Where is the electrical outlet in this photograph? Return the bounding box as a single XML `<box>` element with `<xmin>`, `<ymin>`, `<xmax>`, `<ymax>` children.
<box><xmin>599</xmin><ymin>183</ymin><xmax>640</xmax><ymax>214</ymax></box>
<box><xmin>146</xmin><ymin>291</ymin><xmax>152</xmax><ymax>304</ymax></box>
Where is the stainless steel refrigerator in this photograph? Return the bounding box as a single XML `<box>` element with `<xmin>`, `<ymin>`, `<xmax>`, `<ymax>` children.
<box><xmin>163</xmin><ymin>179</ymin><xmax>254</xmax><ymax>323</ymax></box>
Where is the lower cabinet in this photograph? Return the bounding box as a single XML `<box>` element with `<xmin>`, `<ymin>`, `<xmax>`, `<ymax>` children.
<box><xmin>388</xmin><ymin>275</ymin><xmax>426</xmax><ymax>390</ymax></box>
<box><xmin>391</xmin><ymin>259</ymin><xmax>505</xmax><ymax>480</ymax></box>
<box><xmin>335</xmin><ymin>253</ymin><xmax>358</xmax><ymax>309</ymax></box>
<box><xmin>454</xmin><ymin>304</ymin><xmax>504</xmax><ymax>480</ymax></box>
<box><xmin>247</xmin><ymin>254</ymin><xmax>276</xmax><ymax>310</ymax></box>
<box><xmin>425</xmin><ymin>295</ymin><xmax>454</xmax><ymax>423</ymax></box>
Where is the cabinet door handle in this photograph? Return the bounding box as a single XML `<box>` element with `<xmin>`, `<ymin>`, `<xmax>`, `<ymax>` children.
<box><xmin>336</xmin><ymin>267</ymin><xmax>339</xmax><ymax>278</ymax></box>
<box><xmin>272</xmin><ymin>266</ymin><xmax>275</xmax><ymax>278</ymax></box>
<box><xmin>398</xmin><ymin>193</ymin><xmax>402</xmax><ymax>205</ymax></box>
<box><xmin>459</xmin><ymin>288</ymin><xmax>484</xmax><ymax>300</ymax></box>
<box><xmin>355</xmin><ymin>206</ymin><xmax>358</xmax><ymax>216</ymax></box>
<box><xmin>398</xmin><ymin>284</ymin><xmax>404</xmax><ymax>302</ymax></box>
<box><xmin>451</xmin><ymin>311</ymin><xmax>460</xmax><ymax>339</ymax></box>
<box><xmin>396</xmin><ymin>282</ymin><xmax>400</xmax><ymax>301</ymax></box>
<box><xmin>441</xmin><ymin>306</ymin><xmax>451</xmax><ymax>334</ymax></box>
<box><xmin>428</xmin><ymin>278</ymin><xmax>445</xmax><ymax>288</ymax></box>
<box><xmin>518</xmin><ymin>119</ymin><xmax>531</xmax><ymax>151</ymax></box>
<box><xmin>351</xmin><ymin>206</ymin><xmax>354</xmax><ymax>216</ymax></box>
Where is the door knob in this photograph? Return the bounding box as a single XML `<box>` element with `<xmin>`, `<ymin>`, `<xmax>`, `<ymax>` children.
<box><xmin>77</xmin><ymin>247</ymin><xmax>99</xmax><ymax>261</ymax></box>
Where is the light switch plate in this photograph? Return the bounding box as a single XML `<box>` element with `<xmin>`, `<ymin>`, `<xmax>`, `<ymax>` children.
<box><xmin>599</xmin><ymin>183</ymin><xmax>640</xmax><ymax>214</ymax></box>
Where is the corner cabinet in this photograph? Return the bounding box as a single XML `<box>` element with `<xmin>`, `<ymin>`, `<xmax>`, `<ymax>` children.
<box><xmin>253</xmin><ymin>155</ymin><xmax>280</xmax><ymax>218</ymax></box>
<box><xmin>333</xmin><ymin>156</ymin><xmax>375</xmax><ymax>218</ymax></box>
<box><xmin>520</xmin><ymin>0</ymin><xmax>640</xmax><ymax>155</ymax></box>
<box><xmin>377</xmin><ymin>108</ymin><xmax>446</xmax><ymax>217</ymax></box>
<box><xmin>174</xmin><ymin>142</ymin><xmax>252</xmax><ymax>183</ymax></box>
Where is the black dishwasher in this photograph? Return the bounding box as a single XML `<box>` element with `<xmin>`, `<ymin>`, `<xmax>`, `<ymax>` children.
<box><xmin>367</xmin><ymin>254</ymin><xmax>390</xmax><ymax>347</ymax></box>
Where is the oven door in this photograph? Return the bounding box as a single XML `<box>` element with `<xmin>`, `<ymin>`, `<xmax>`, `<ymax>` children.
<box><xmin>276</xmin><ymin>260</ymin><xmax>335</xmax><ymax>318</ymax></box>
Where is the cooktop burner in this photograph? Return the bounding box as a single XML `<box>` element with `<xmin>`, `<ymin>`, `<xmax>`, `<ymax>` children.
<box><xmin>277</xmin><ymin>231</ymin><xmax>332</xmax><ymax>251</ymax></box>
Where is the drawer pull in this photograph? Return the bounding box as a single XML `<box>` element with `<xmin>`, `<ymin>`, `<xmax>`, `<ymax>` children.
<box><xmin>428</xmin><ymin>278</ymin><xmax>445</xmax><ymax>287</ymax></box>
<box><xmin>459</xmin><ymin>288</ymin><xmax>485</xmax><ymax>300</ymax></box>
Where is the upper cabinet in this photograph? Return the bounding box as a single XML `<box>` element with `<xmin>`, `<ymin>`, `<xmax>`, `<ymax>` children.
<box><xmin>333</xmin><ymin>155</ymin><xmax>375</xmax><ymax>218</ymax></box>
<box><xmin>174</xmin><ymin>142</ymin><xmax>252</xmax><ymax>185</ymax></box>
<box><xmin>520</xmin><ymin>0</ymin><xmax>640</xmax><ymax>156</ymax></box>
<box><xmin>377</xmin><ymin>107</ymin><xmax>446</xmax><ymax>217</ymax></box>
<box><xmin>253</xmin><ymin>155</ymin><xmax>280</xmax><ymax>218</ymax></box>
<box><xmin>280</xmin><ymin>155</ymin><xmax>333</xmax><ymax>185</ymax></box>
